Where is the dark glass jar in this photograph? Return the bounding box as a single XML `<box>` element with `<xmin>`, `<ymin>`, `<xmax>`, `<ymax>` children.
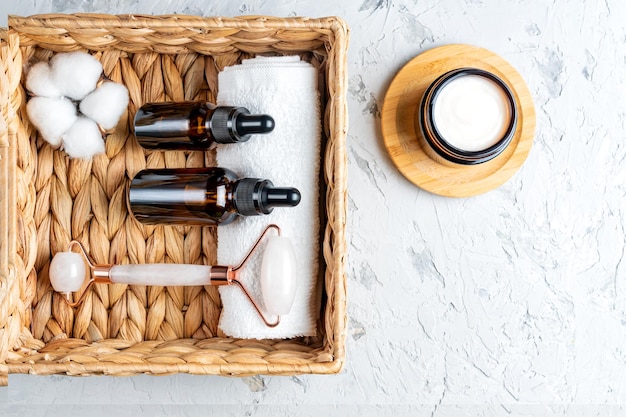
<box><xmin>418</xmin><ymin>68</ymin><xmax>518</xmax><ymax>166</ymax></box>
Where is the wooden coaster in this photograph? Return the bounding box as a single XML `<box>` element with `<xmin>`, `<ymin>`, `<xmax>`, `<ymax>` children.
<box><xmin>382</xmin><ymin>44</ymin><xmax>536</xmax><ymax>197</ymax></box>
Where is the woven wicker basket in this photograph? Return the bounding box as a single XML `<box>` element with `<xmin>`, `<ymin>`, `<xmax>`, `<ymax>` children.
<box><xmin>0</xmin><ymin>14</ymin><xmax>348</xmax><ymax>385</ymax></box>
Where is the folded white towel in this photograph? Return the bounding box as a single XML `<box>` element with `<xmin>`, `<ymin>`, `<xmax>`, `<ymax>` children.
<box><xmin>216</xmin><ymin>56</ymin><xmax>322</xmax><ymax>339</ymax></box>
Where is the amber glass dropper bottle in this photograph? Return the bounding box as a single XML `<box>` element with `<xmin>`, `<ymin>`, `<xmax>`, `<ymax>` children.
<box><xmin>134</xmin><ymin>102</ymin><xmax>275</xmax><ymax>150</ymax></box>
<box><xmin>128</xmin><ymin>168</ymin><xmax>301</xmax><ymax>226</ymax></box>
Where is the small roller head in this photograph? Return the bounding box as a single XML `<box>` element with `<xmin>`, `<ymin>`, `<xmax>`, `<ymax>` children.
<box><xmin>49</xmin><ymin>251</ymin><xmax>87</xmax><ymax>294</ymax></box>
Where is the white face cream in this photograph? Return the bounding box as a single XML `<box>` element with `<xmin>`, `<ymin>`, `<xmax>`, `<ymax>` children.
<box><xmin>432</xmin><ymin>74</ymin><xmax>512</xmax><ymax>152</ymax></box>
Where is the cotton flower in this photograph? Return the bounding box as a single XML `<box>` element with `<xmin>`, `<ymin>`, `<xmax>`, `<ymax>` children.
<box><xmin>61</xmin><ymin>117</ymin><xmax>105</xmax><ymax>159</ymax></box>
<box><xmin>26</xmin><ymin>96</ymin><xmax>78</xmax><ymax>147</ymax></box>
<box><xmin>25</xmin><ymin>52</ymin><xmax>128</xmax><ymax>159</ymax></box>
<box><xmin>79</xmin><ymin>81</ymin><xmax>129</xmax><ymax>130</ymax></box>
<box><xmin>50</xmin><ymin>51</ymin><xmax>103</xmax><ymax>100</ymax></box>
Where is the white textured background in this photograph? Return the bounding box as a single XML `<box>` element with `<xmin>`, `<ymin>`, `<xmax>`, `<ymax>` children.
<box><xmin>2</xmin><ymin>0</ymin><xmax>626</xmax><ymax>415</ymax></box>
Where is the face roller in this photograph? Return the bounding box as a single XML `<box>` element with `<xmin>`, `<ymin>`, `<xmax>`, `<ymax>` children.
<box><xmin>48</xmin><ymin>224</ymin><xmax>296</xmax><ymax>327</ymax></box>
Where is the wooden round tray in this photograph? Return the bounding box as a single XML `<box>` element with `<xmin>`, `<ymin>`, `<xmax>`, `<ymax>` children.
<box><xmin>382</xmin><ymin>44</ymin><xmax>536</xmax><ymax>197</ymax></box>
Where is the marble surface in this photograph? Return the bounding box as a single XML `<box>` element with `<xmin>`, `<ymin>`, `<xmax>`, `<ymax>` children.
<box><xmin>2</xmin><ymin>0</ymin><xmax>626</xmax><ymax>415</ymax></box>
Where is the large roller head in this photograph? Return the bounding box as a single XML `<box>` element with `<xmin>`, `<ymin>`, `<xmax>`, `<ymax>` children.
<box><xmin>260</xmin><ymin>236</ymin><xmax>297</xmax><ymax>316</ymax></box>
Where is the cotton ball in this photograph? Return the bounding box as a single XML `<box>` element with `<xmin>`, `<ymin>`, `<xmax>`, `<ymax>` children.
<box><xmin>25</xmin><ymin>61</ymin><xmax>62</xmax><ymax>97</ymax></box>
<box><xmin>26</xmin><ymin>96</ymin><xmax>78</xmax><ymax>147</ymax></box>
<box><xmin>79</xmin><ymin>81</ymin><xmax>129</xmax><ymax>130</ymax></box>
<box><xmin>50</xmin><ymin>52</ymin><xmax>103</xmax><ymax>100</ymax></box>
<box><xmin>62</xmin><ymin>117</ymin><xmax>105</xmax><ymax>159</ymax></box>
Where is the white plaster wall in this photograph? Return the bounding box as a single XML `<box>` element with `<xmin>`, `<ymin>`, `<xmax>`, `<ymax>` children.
<box><xmin>1</xmin><ymin>0</ymin><xmax>626</xmax><ymax>415</ymax></box>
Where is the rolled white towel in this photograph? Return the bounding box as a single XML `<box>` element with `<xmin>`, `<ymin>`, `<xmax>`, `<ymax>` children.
<box><xmin>217</xmin><ymin>55</ymin><xmax>322</xmax><ymax>339</ymax></box>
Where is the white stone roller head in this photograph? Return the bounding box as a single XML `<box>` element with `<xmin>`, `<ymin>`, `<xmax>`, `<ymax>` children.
<box><xmin>49</xmin><ymin>251</ymin><xmax>87</xmax><ymax>294</ymax></box>
<box><xmin>260</xmin><ymin>236</ymin><xmax>297</xmax><ymax>316</ymax></box>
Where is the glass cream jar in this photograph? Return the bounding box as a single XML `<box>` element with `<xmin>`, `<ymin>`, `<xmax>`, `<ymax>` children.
<box><xmin>418</xmin><ymin>68</ymin><xmax>517</xmax><ymax>166</ymax></box>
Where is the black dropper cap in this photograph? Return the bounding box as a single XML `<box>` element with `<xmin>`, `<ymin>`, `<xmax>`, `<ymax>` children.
<box><xmin>212</xmin><ymin>107</ymin><xmax>275</xmax><ymax>144</ymax></box>
<box><xmin>234</xmin><ymin>178</ymin><xmax>301</xmax><ymax>216</ymax></box>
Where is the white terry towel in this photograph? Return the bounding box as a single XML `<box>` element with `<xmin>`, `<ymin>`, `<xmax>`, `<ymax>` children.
<box><xmin>216</xmin><ymin>55</ymin><xmax>322</xmax><ymax>339</ymax></box>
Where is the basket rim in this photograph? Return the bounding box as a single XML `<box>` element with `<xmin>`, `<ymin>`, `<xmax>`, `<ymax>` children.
<box><xmin>7</xmin><ymin>356</ymin><xmax>344</xmax><ymax>376</ymax></box>
<box><xmin>8</xmin><ymin>14</ymin><xmax>349</xmax><ymax>31</ymax></box>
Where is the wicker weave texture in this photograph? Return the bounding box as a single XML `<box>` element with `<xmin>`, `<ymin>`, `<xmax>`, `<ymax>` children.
<box><xmin>0</xmin><ymin>15</ymin><xmax>348</xmax><ymax>384</ymax></box>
